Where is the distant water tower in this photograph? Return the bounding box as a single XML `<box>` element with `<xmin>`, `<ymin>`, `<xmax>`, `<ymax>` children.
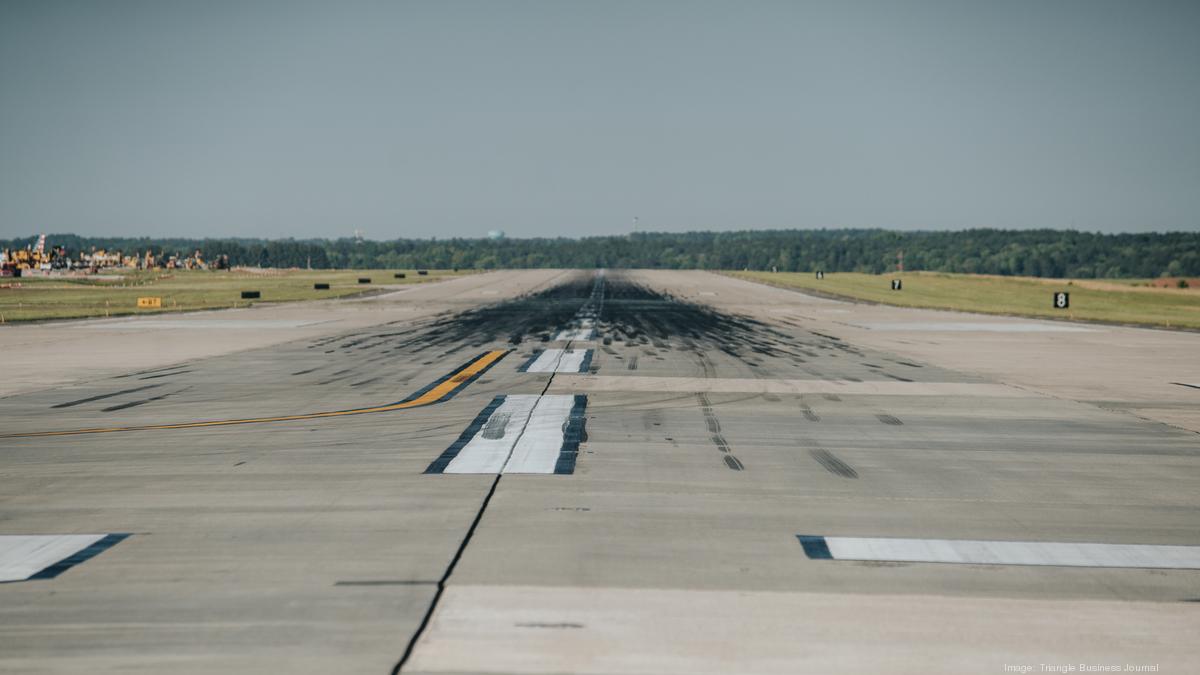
<box><xmin>488</xmin><ymin>230</ymin><xmax>506</xmax><ymax>240</ymax></box>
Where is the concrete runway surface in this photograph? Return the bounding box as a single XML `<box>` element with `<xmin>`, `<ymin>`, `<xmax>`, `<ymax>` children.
<box><xmin>0</xmin><ymin>269</ymin><xmax>1196</xmax><ymax>674</ymax></box>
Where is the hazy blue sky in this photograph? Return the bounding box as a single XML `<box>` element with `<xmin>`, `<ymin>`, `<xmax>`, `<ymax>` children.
<box><xmin>1</xmin><ymin>0</ymin><xmax>1198</xmax><ymax>239</ymax></box>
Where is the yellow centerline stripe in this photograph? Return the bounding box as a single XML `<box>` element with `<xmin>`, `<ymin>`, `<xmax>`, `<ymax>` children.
<box><xmin>3</xmin><ymin>350</ymin><xmax>508</xmax><ymax>439</ymax></box>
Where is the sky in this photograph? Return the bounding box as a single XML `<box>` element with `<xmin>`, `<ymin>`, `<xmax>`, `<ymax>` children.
<box><xmin>1</xmin><ymin>0</ymin><xmax>1198</xmax><ymax>240</ymax></box>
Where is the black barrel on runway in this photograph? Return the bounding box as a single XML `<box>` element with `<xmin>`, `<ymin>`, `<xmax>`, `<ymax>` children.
<box><xmin>394</xmin><ymin>273</ymin><xmax>406</xmax><ymax>279</ymax></box>
<box><xmin>358</xmin><ymin>278</ymin><xmax>371</xmax><ymax>284</ymax></box>
<box><xmin>241</xmin><ymin>290</ymin><xmax>260</xmax><ymax>299</ymax></box>
<box><xmin>314</xmin><ymin>283</ymin><xmax>330</xmax><ymax>290</ymax></box>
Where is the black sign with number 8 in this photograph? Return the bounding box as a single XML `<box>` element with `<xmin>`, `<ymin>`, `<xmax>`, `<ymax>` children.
<box><xmin>1054</xmin><ymin>292</ymin><xmax>1069</xmax><ymax>309</ymax></box>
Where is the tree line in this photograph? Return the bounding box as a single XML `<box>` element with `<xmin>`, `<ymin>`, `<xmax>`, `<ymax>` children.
<box><xmin>3</xmin><ymin>229</ymin><xmax>1197</xmax><ymax>278</ymax></box>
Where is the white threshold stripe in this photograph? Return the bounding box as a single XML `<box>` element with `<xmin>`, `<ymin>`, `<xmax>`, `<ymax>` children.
<box><xmin>443</xmin><ymin>396</ymin><xmax>539</xmax><ymax>474</ymax></box>
<box><xmin>503</xmin><ymin>395</ymin><xmax>576</xmax><ymax>474</ymax></box>
<box><xmin>554</xmin><ymin>328</ymin><xmax>595</xmax><ymax>341</ymax></box>
<box><xmin>443</xmin><ymin>395</ymin><xmax>577</xmax><ymax>474</ymax></box>
<box><xmin>0</xmin><ymin>534</ymin><xmax>107</xmax><ymax>582</ymax></box>
<box><xmin>526</xmin><ymin>349</ymin><xmax>588</xmax><ymax>373</ymax></box>
<box><xmin>819</xmin><ymin>536</ymin><xmax>1200</xmax><ymax>569</ymax></box>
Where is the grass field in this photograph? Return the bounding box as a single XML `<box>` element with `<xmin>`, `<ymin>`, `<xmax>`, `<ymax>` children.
<box><xmin>727</xmin><ymin>270</ymin><xmax>1200</xmax><ymax>330</ymax></box>
<box><xmin>0</xmin><ymin>268</ymin><xmax>466</xmax><ymax>322</ymax></box>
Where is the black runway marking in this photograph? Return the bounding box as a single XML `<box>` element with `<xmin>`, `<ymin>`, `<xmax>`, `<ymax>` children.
<box><xmin>1171</xmin><ymin>382</ymin><xmax>1200</xmax><ymax>390</ymax></box>
<box><xmin>822</xmin><ymin>394</ymin><xmax>841</xmax><ymax>402</ymax></box>
<box><xmin>51</xmin><ymin>384</ymin><xmax>162</xmax><ymax>409</ymax></box>
<box><xmin>797</xmin><ymin>535</ymin><xmax>833</xmax><ymax>559</ymax></box>
<box><xmin>554</xmin><ymin>395</ymin><xmax>588</xmax><ymax>474</ymax></box>
<box><xmin>723</xmin><ymin>455</ymin><xmax>745</xmax><ymax>471</ymax></box>
<box><xmin>350</xmin><ymin>377</ymin><xmax>382</xmax><ymax>387</ymax></box>
<box><xmin>799</xmin><ymin>404</ymin><xmax>821</xmax><ymax>422</ymax></box>
<box><xmin>291</xmin><ymin>367</ymin><xmax>320</xmax><ymax>376</ymax></box>
<box><xmin>24</xmin><ymin>534</ymin><xmax>130</xmax><ymax>581</ymax></box>
<box><xmin>883</xmin><ymin>373</ymin><xmax>914</xmax><ymax>382</ymax></box>
<box><xmin>516</xmin><ymin>351</ymin><xmax>544</xmax><ymax>373</ymax></box>
<box><xmin>876</xmin><ymin>414</ymin><xmax>904</xmax><ymax>426</ymax></box>
<box><xmin>810</xmin><ymin>448</ymin><xmax>859</xmax><ymax>478</ymax></box>
<box><xmin>627</xmin><ymin>356</ymin><xmax>639</xmax><ymax>370</ymax></box>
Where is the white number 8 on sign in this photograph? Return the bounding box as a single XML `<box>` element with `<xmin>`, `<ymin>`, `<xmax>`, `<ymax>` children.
<box><xmin>1054</xmin><ymin>292</ymin><xmax>1069</xmax><ymax>309</ymax></box>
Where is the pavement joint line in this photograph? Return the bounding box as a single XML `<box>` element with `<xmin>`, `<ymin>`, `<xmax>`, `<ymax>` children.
<box><xmin>393</xmin><ymin>271</ymin><xmax>604</xmax><ymax>674</ymax></box>
<box><xmin>0</xmin><ymin>350</ymin><xmax>509</xmax><ymax>439</ymax></box>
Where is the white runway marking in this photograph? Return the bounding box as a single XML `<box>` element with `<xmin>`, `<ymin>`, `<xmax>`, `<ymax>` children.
<box><xmin>550</xmin><ymin>375</ymin><xmax>1030</xmax><ymax>397</ymax></box>
<box><xmin>406</xmin><ymin>585</ymin><xmax>1199</xmax><ymax>674</ymax></box>
<box><xmin>504</xmin><ymin>395</ymin><xmax>579</xmax><ymax>473</ymax></box>
<box><xmin>857</xmin><ymin>321</ymin><xmax>1097</xmax><ymax>333</ymax></box>
<box><xmin>435</xmin><ymin>395</ymin><xmax>587</xmax><ymax>474</ymax></box>
<box><xmin>554</xmin><ymin>328</ymin><xmax>595</xmax><ymax>341</ymax></box>
<box><xmin>443</xmin><ymin>396</ymin><xmax>540</xmax><ymax>474</ymax></box>
<box><xmin>522</xmin><ymin>349</ymin><xmax>591</xmax><ymax>373</ymax></box>
<box><xmin>800</xmin><ymin>535</ymin><xmax>1200</xmax><ymax>569</ymax></box>
<box><xmin>82</xmin><ymin>319</ymin><xmax>329</xmax><ymax>330</ymax></box>
<box><xmin>0</xmin><ymin>534</ymin><xmax>108</xmax><ymax>582</ymax></box>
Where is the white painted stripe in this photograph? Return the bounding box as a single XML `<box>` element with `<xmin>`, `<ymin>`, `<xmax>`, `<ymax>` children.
<box><xmin>549</xmin><ymin>375</ymin><xmax>1030</xmax><ymax>398</ymax></box>
<box><xmin>0</xmin><ymin>534</ymin><xmax>107</xmax><ymax>582</ymax></box>
<box><xmin>525</xmin><ymin>349</ymin><xmax>588</xmax><ymax>373</ymax></box>
<box><xmin>554</xmin><ymin>328</ymin><xmax>595</xmax><ymax>341</ymax></box>
<box><xmin>822</xmin><ymin>536</ymin><xmax>1200</xmax><ymax>569</ymax></box>
<box><xmin>443</xmin><ymin>395</ymin><xmax>578</xmax><ymax>474</ymax></box>
<box><xmin>858</xmin><ymin>322</ymin><xmax>1096</xmax><ymax>333</ymax></box>
<box><xmin>503</xmin><ymin>395</ymin><xmax>576</xmax><ymax>474</ymax></box>
<box><xmin>443</xmin><ymin>396</ymin><xmax>540</xmax><ymax>474</ymax></box>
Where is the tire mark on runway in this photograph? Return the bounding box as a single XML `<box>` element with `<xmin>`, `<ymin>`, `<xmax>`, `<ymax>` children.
<box><xmin>114</xmin><ymin>364</ymin><xmax>191</xmax><ymax>379</ymax></box>
<box><xmin>697</xmin><ymin>393</ymin><xmax>745</xmax><ymax>471</ymax></box>
<box><xmin>101</xmin><ymin>387</ymin><xmax>190</xmax><ymax>412</ymax></box>
<box><xmin>138</xmin><ymin>369</ymin><xmax>193</xmax><ymax>380</ymax></box>
<box><xmin>876</xmin><ymin>414</ymin><xmax>904</xmax><ymax>426</ymax></box>
<box><xmin>50</xmin><ymin>384</ymin><xmax>163</xmax><ymax>409</ymax></box>
<box><xmin>809</xmin><ymin>448</ymin><xmax>858</xmax><ymax>478</ymax></box>
<box><xmin>627</xmin><ymin>356</ymin><xmax>639</xmax><ymax>371</ymax></box>
<box><xmin>7</xmin><ymin>351</ymin><xmax>508</xmax><ymax>439</ymax></box>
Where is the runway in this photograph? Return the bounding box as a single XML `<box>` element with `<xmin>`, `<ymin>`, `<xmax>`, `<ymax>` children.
<box><xmin>0</xmin><ymin>269</ymin><xmax>1197</xmax><ymax>674</ymax></box>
